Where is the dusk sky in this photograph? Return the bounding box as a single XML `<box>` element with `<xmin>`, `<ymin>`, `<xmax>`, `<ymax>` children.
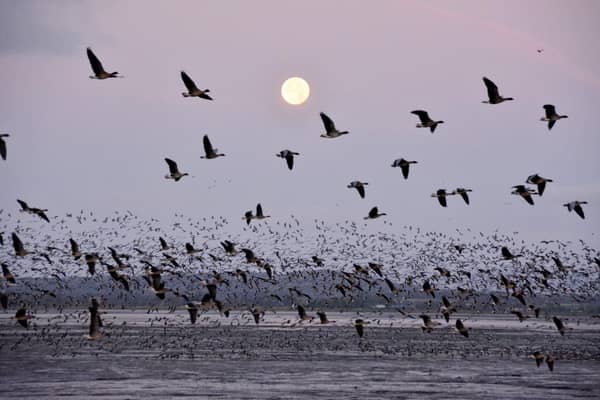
<box><xmin>1</xmin><ymin>0</ymin><xmax>599</xmax><ymax>244</ymax></box>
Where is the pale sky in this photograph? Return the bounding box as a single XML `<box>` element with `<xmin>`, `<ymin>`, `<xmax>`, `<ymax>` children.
<box><xmin>1</xmin><ymin>0</ymin><xmax>599</xmax><ymax>245</ymax></box>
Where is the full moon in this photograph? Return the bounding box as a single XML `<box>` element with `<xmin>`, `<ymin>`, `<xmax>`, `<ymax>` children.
<box><xmin>281</xmin><ymin>77</ymin><xmax>310</xmax><ymax>105</ymax></box>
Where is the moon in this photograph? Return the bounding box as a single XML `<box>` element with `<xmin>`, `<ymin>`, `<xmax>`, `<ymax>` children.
<box><xmin>281</xmin><ymin>77</ymin><xmax>310</xmax><ymax>105</ymax></box>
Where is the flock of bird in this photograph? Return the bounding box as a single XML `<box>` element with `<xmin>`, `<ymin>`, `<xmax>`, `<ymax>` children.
<box><xmin>1</xmin><ymin>47</ymin><xmax>598</xmax><ymax>371</ymax></box>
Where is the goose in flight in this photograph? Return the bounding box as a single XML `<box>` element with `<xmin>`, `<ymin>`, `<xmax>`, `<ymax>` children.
<box><xmin>2</xmin><ymin>263</ymin><xmax>16</xmax><ymax>284</ymax></box>
<box><xmin>391</xmin><ymin>158</ymin><xmax>417</xmax><ymax>179</ymax></box>
<box><xmin>431</xmin><ymin>189</ymin><xmax>454</xmax><ymax>207</ymax></box>
<box><xmin>12</xmin><ymin>233</ymin><xmax>28</xmax><ymax>257</ymax></box>
<box><xmin>454</xmin><ymin>188</ymin><xmax>473</xmax><ymax>205</ymax></box>
<box><xmin>347</xmin><ymin>181</ymin><xmax>368</xmax><ymax>198</ymax></box>
<box><xmin>526</xmin><ymin>174</ymin><xmax>553</xmax><ymax>196</ymax></box>
<box><xmin>181</xmin><ymin>71</ymin><xmax>213</xmax><ymax>100</ymax></box>
<box><xmin>317</xmin><ymin>311</ymin><xmax>335</xmax><ymax>324</ymax></box>
<box><xmin>364</xmin><ymin>206</ymin><xmax>386</xmax><ymax>219</ymax></box>
<box><xmin>276</xmin><ymin>150</ymin><xmax>299</xmax><ymax>170</ymax></box>
<box><xmin>220</xmin><ymin>240</ymin><xmax>237</xmax><ymax>256</ymax></box>
<box><xmin>501</xmin><ymin>246</ymin><xmax>522</xmax><ymax>260</ymax></box>
<box><xmin>0</xmin><ymin>133</ymin><xmax>9</xmax><ymax>160</ymax></box>
<box><xmin>17</xmin><ymin>199</ymin><xmax>50</xmax><ymax>222</ymax></box>
<box><xmin>511</xmin><ymin>185</ymin><xmax>537</xmax><ymax>205</ymax></box>
<box><xmin>243</xmin><ymin>203</ymin><xmax>270</xmax><ymax>224</ymax></box>
<box><xmin>14</xmin><ymin>308</ymin><xmax>33</xmax><ymax>328</ymax></box>
<box><xmin>482</xmin><ymin>77</ymin><xmax>514</xmax><ymax>104</ymax></box>
<box><xmin>164</xmin><ymin>158</ymin><xmax>189</xmax><ymax>181</ymax></box>
<box><xmin>411</xmin><ymin>110</ymin><xmax>444</xmax><ymax>133</ymax></box>
<box><xmin>563</xmin><ymin>201</ymin><xmax>587</xmax><ymax>219</ymax></box>
<box><xmin>201</xmin><ymin>135</ymin><xmax>225</xmax><ymax>159</ymax></box>
<box><xmin>420</xmin><ymin>314</ymin><xmax>441</xmax><ymax>333</ymax></box>
<box><xmin>541</xmin><ymin>104</ymin><xmax>568</xmax><ymax>130</ymax></box>
<box><xmin>320</xmin><ymin>112</ymin><xmax>349</xmax><ymax>138</ymax></box>
<box><xmin>455</xmin><ymin>319</ymin><xmax>469</xmax><ymax>338</ymax></box>
<box><xmin>69</xmin><ymin>239</ymin><xmax>81</xmax><ymax>260</ymax></box>
<box><xmin>86</xmin><ymin>48</ymin><xmax>122</xmax><ymax>79</ymax></box>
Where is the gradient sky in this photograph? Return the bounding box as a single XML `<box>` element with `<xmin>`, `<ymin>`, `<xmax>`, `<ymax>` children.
<box><xmin>1</xmin><ymin>0</ymin><xmax>599</xmax><ymax>245</ymax></box>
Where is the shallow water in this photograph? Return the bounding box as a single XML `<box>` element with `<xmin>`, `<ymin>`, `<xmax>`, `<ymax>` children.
<box><xmin>1</xmin><ymin>311</ymin><xmax>599</xmax><ymax>399</ymax></box>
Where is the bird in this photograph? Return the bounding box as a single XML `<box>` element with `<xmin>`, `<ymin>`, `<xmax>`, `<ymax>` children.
<box><xmin>319</xmin><ymin>112</ymin><xmax>349</xmax><ymax>138</ymax></box>
<box><xmin>541</xmin><ymin>104</ymin><xmax>568</xmax><ymax>130</ymax></box>
<box><xmin>220</xmin><ymin>240</ymin><xmax>237</xmax><ymax>256</ymax></box>
<box><xmin>201</xmin><ymin>135</ymin><xmax>225</xmax><ymax>159</ymax></box>
<box><xmin>431</xmin><ymin>189</ymin><xmax>454</xmax><ymax>207</ymax></box>
<box><xmin>12</xmin><ymin>233</ymin><xmax>28</xmax><ymax>257</ymax></box>
<box><xmin>501</xmin><ymin>246</ymin><xmax>522</xmax><ymax>260</ymax></box>
<box><xmin>511</xmin><ymin>185</ymin><xmax>537</xmax><ymax>205</ymax></box>
<box><xmin>347</xmin><ymin>181</ymin><xmax>368</xmax><ymax>198</ymax></box>
<box><xmin>255</xmin><ymin>203</ymin><xmax>270</xmax><ymax>221</ymax></box>
<box><xmin>69</xmin><ymin>239</ymin><xmax>82</xmax><ymax>260</ymax></box>
<box><xmin>84</xmin><ymin>254</ymin><xmax>101</xmax><ymax>275</ymax></box>
<box><xmin>455</xmin><ymin>319</ymin><xmax>469</xmax><ymax>338</ymax></box>
<box><xmin>316</xmin><ymin>311</ymin><xmax>335</xmax><ymax>324</ymax></box>
<box><xmin>180</xmin><ymin>71</ymin><xmax>213</xmax><ymax>100</ymax></box>
<box><xmin>531</xmin><ymin>351</ymin><xmax>545</xmax><ymax>367</ymax></box>
<box><xmin>454</xmin><ymin>188</ymin><xmax>473</xmax><ymax>205</ymax></box>
<box><xmin>0</xmin><ymin>133</ymin><xmax>9</xmax><ymax>161</ymax></box>
<box><xmin>86</xmin><ymin>47</ymin><xmax>122</xmax><ymax>79</ymax></box>
<box><xmin>297</xmin><ymin>305</ymin><xmax>313</xmax><ymax>322</ymax></box>
<box><xmin>553</xmin><ymin>316</ymin><xmax>566</xmax><ymax>336</ymax></box>
<box><xmin>391</xmin><ymin>158</ymin><xmax>417</xmax><ymax>179</ymax></box>
<box><xmin>17</xmin><ymin>199</ymin><xmax>50</xmax><ymax>222</ymax></box>
<box><xmin>422</xmin><ymin>280</ymin><xmax>435</xmax><ymax>298</ymax></box>
<box><xmin>563</xmin><ymin>201</ymin><xmax>587</xmax><ymax>219</ymax></box>
<box><xmin>276</xmin><ymin>150</ymin><xmax>299</xmax><ymax>170</ymax></box>
<box><xmin>420</xmin><ymin>314</ymin><xmax>440</xmax><ymax>332</ymax></box>
<box><xmin>526</xmin><ymin>174</ymin><xmax>553</xmax><ymax>196</ymax></box>
<box><xmin>411</xmin><ymin>110</ymin><xmax>444</xmax><ymax>133</ymax></box>
<box><xmin>14</xmin><ymin>308</ymin><xmax>32</xmax><ymax>328</ymax></box>
<box><xmin>164</xmin><ymin>158</ymin><xmax>189</xmax><ymax>181</ymax></box>
<box><xmin>364</xmin><ymin>207</ymin><xmax>386</xmax><ymax>219</ymax></box>
<box><xmin>2</xmin><ymin>263</ymin><xmax>16</xmax><ymax>284</ymax></box>
<box><xmin>482</xmin><ymin>77</ymin><xmax>514</xmax><ymax>104</ymax></box>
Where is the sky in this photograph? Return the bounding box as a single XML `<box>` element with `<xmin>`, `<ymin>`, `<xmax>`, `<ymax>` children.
<box><xmin>1</xmin><ymin>0</ymin><xmax>599</xmax><ymax>245</ymax></box>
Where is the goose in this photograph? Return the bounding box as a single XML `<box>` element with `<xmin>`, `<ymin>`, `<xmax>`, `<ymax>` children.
<box><xmin>440</xmin><ymin>296</ymin><xmax>456</xmax><ymax>322</ymax></box>
<box><xmin>364</xmin><ymin>206</ymin><xmax>386</xmax><ymax>219</ymax></box>
<box><xmin>455</xmin><ymin>319</ymin><xmax>469</xmax><ymax>338</ymax></box>
<box><xmin>12</xmin><ymin>233</ymin><xmax>28</xmax><ymax>257</ymax></box>
<box><xmin>526</xmin><ymin>174</ymin><xmax>553</xmax><ymax>196</ymax></box>
<box><xmin>531</xmin><ymin>351</ymin><xmax>545</xmax><ymax>367</ymax></box>
<box><xmin>164</xmin><ymin>158</ymin><xmax>189</xmax><ymax>181</ymax></box>
<box><xmin>316</xmin><ymin>311</ymin><xmax>335</xmax><ymax>324</ymax></box>
<box><xmin>501</xmin><ymin>246</ymin><xmax>522</xmax><ymax>260</ymax></box>
<box><xmin>553</xmin><ymin>316</ymin><xmax>566</xmax><ymax>336</ymax></box>
<box><xmin>422</xmin><ymin>280</ymin><xmax>435</xmax><ymax>298</ymax></box>
<box><xmin>159</xmin><ymin>237</ymin><xmax>170</xmax><ymax>251</ymax></box>
<box><xmin>454</xmin><ymin>188</ymin><xmax>473</xmax><ymax>205</ymax></box>
<box><xmin>2</xmin><ymin>263</ymin><xmax>16</xmax><ymax>284</ymax></box>
<box><xmin>563</xmin><ymin>201</ymin><xmax>587</xmax><ymax>219</ymax></box>
<box><xmin>84</xmin><ymin>253</ymin><xmax>101</xmax><ymax>275</ymax></box>
<box><xmin>541</xmin><ymin>104</ymin><xmax>567</xmax><ymax>130</ymax></box>
<box><xmin>255</xmin><ymin>203</ymin><xmax>270</xmax><ymax>220</ymax></box>
<box><xmin>250</xmin><ymin>306</ymin><xmax>264</xmax><ymax>324</ymax></box>
<box><xmin>391</xmin><ymin>158</ymin><xmax>418</xmax><ymax>179</ymax></box>
<box><xmin>220</xmin><ymin>240</ymin><xmax>237</xmax><ymax>256</ymax></box>
<box><xmin>482</xmin><ymin>77</ymin><xmax>514</xmax><ymax>104</ymax></box>
<box><xmin>14</xmin><ymin>308</ymin><xmax>33</xmax><ymax>328</ymax></box>
<box><xmin>180</xmin><ymin>71</ymin><xmax>213</xmax><ymax>100</ymax></box>
<box><xmin>69</xmin><ymin>238</ymin><xmax>81</xmax><ymax>260</ymax></box>
<box><xmin>511</xmin><ymin>185</ymin><xmax>537</xmax><ymax>205</ymax></box>
<box><xmin>17</xmin><ymin>199</ymin><xmax>50</xmax><ymax>222</ymax></box>
<box><xmin>86</xmin><ymin>47</ymin><xmax>122</xmax><ymax>79</ymax></box>
<box><xmin>431</xmin><ymin>189</ymin><xmax>454</xmax><ymax>207</ymax></box>
<box><xmin>319</xmin><ymin>112</ymin><xmax>349</xmax><ymax>138</ymax></box>
<box><xmin>347</xmin><ymin>181</ymin><xmax>368</xmax><ymax>198</ymax></box>
<box><xmin>420</xmin><ymin>314</ymin><xmax>441</xmax><ymax>333</ymax></box>
<box><xmin>0</xmin><ymin>133</ymin><xmax>9</xmax><ymax>160</ymax></box>
<box><xmin>411</xmin><ymin>110</ymin><xmax>444</xmax><ymax>133</ymax></box>
<box><xmin>276</xmin><ymin>149</ymin><xmax>299</xmax><ymax>170</ymax></box>
<box><xmin>297</xmin><ymin>305</ymin><xmax>314</xmax><ymax>322</ymax></box>
<box><xmin>368</xmin><ymin>262</ymin><xmax>383</xmax><ymax>277</ymax></box>
<box><xmin>201</xmin><ymin>135</ymin><xmax>225</xmax><ymax>159</ymax></box>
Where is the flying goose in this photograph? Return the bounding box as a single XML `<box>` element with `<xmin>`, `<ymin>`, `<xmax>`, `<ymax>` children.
<box><xmin>181</xmin><ymin>71</ymin><xmax>213</xmax><ymax>100</ymax></box>
<box><xmin>164</xmin><ymin>158</ymin><xmax>189</xmax><ymax>181</ymax></box>
<box><xmin>347</xmin><ymin>181</ymin><xmax>368</xmax><ymax>198</ymax></box>
<box><xmin>316</xmin><ymin>311</ymin><xmax>335</xmax><ymax>324</ymax></box>
<box><xmin>12</xmin><ymin>233</ymin><xmax>28</xmax><ymax>257</ymax></box>
<box><xmin>455</xmin><ymin>319</ymin><xmax>469</xmax><ymax>338</ymax></box>
<box><xmin>86</xmin><ymin>47</ymin><xmax>122</xmax><ymax>79</ymax></box>
<box><xmin>454</xmin><ymin>188</ymin><xmax>473</xmax><ymax>205</ymax></box>
<box><xmin>201</xmin><ymin>135</ymin><xmax>225</xmax><ymax>159</ymax></box>
<box><xmin>0</xmin><ymin>133</ymin><xmax>9</xmax><ymax>160</ymax></box>
<box><xmin>276</xmin><ymin>150</ymin><xmax>299</xmax><ymax>170</ymax></box>
<box><xmin>501</xmin><ymin>246</ymin><xmax>522</xmax><ymax>260</ymax></box>
<box><xmin>220</xmin><ymin>240</ymin><xmax>237</xmax><ymax>256</ymax></box>
<box><xmin>14</xmin><ymin>308</ymin><xmax>32</xmax><ymax>328</ymax></box>
<box><xmin>482</xmin><ymin>77</ymin><xmax>514</xmax><ymax>104</ymax></box>
<box><xmin>320</xmin><ymin>112</ymin><xmax>349</xmax><ymax>138</ymax></box>
<box><xmin>250</xmin><ymin>203</ymin><xmax>270</xmax><ymax>222</ymax></box>
<box><xmin>411</xmin><ymin>110</ymin><xmax>444</xmax><ymax>133</ymax></box>
<box><xmin>391</xmin><ymin>158</ymin><xmax>418</xmax><ymax>179</ymax></box>
<box><xmin>420</xmin><ymin>314</ymin><xmax>441</xmax><ymax>333</ymax></box>
<box><xmin>431</xmin><ymin>189</ymin><xmax>454</xmax><ymax>207</ymax></box>
<box><xmin>17</xmin><ymin>199</ymin><xmax>50</xmax><ymax>222</ymax></box>
<box><xmin>563</xmin><ymin>201</ymin><xmax>587</xmax><ymax>219</ymax></box>
<box><xmin>423</xmin><ymin>280</ymin><xmax>435</xmax><ymax>298</ymax></box>
<box><xmin>297</xmin><ymin>305</ymin><xmax>314</xmax><ymax>322</ymax></box>
<box><xmin>541</xmin><ymin>104</ymin><xmax>568</xmax><ymax>130</ymax></box>
<box><xmin>69</xmin><ymin>238</ymin><xmax>81</xmax><ymax>260</ymax></box>
<box><xmin>2</xmin><ymin>263</ymin><xmax>16</xmax><ymax>284</ymax></box>
<box><xmin>511</xmin><ymin>185</ymin><xmax>537</xmax><ymax>205</ymax></box>
<box><xmin>364</xmin><ymin>206</ymin><xmax>386</xmax><ymax>219</ymax></box>
<box><xmin>159</xmin><ymin>237</ymin><xmax>169</xmax><ymax>251</ymax></box>
<box><xmin>526</xmin><ymin>174</ymin><xmax>553</xmax><ymax>196</ymax></box>
<box><xmin>84</xmin><ymin>253</ymin><xmax>101</xmax><ymax>275</ymax></box>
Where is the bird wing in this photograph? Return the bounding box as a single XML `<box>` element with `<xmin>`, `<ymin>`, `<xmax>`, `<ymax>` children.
<box><xmin>543</xmin><ymin>104</ymin><xmax>556</xmax><ymax>118</ymax></box>
<box><xmin>368</xmin><ymin>207</ymin><xmax>378</xmax><ymax>218</ymax></box>
<box><xmin>70</xmin><ymin>238</ymin><xmax>79</xmax><ymax>253</ymax></box>
<box><xmin>86</xmin><ymin>48</ymin><xmax>105</xmax><ymax>75</ymax></box>
<box><xmin>401</xmin><ymin>164</ymin><xmax>409</xmax><ymax>179</ymax></box>
<box><xmin>357</xmin><ymin>184</ymin><xmax>365</xmax><ymax>198</ymax></box>
<box><xmin>411</xmin><ymin>110</ymin><xmax>431</xmax><ymax>124</ymax></box>
<box><xmin>438</xmin><ymin>195</ymin><xmax>447</xmax><ymax>208</ymax></box>
<box><xmin>0</xmin><ymin>137</ymin><xmax>6</xmax><ymax>160</ymax></box>
<box><xmin>181</xmin><ymin>71</ymin><xmax>199</xmax><ymax>92</ymax></box>
<box><xmin>537</xmin><ymin>181</ymin><xmax>546</xmax><ymax>196</ymax></box>
<box><xmin>482</xmin><ymin>77</ymin><xmax>499</xmax><ymax>100</ymax></box>
<box><xmin>17</xmin><ymin>200</ymin><xmax>29</xmax><ymax>211</ymax></box>
<box><xmin>548</xmin><ymin>120</ymin><xmax>556</xmax><ymax>130</ymax></box>
<box><xmin>574</xmin><ymin>204</ymin><xmax>585</xmax><ymax>219</ymax></box>
<box><xmin>285</xmin><ymin>153</ymin><xmax>294</xmax><ymax>170</ymax></box>
<box><xmin>36</xmin><ymin>210</ymin><xmax>50</xmax><ymax>223</ymax></box>
<box><xmin>203</xmin><ymin>135</ymin><xmax>214</xmax><ymax>156</ymax></box>
<box><xmin>256</xmin><ymin>203</ymin><xmax>264</xmax><ymax>217</ymax></box>
<box><xmin>320</xmin><ymin>112</ymin><xmax>336</xmax><ymax>133</ymax></box>
<box><xmin>12</xmin><ymin>233</ymin><xmax>24</xmax><ymax>254</ymax></box>
<box><xmin>164</xmin><ymin>158</ymin><xmax>179</xmax><ymax>174</ymax></box>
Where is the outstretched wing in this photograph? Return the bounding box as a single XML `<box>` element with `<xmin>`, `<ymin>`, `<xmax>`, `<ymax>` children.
<box><xmin>285</xmin><ymin>153</ymin><xmax>294</xmax><ymax>170</ymax></box>
<box><xmin>320</xmin><ymin>112</ymin><xmax>336</xmax><ymax>133</ymax></box>
<box><xmin>482</xmin><ymin>77</ymin><xmax>499</xmax><ymax>100</ymax></box>
<box><xmin>17</xmin><ymin>199</ymin><xmax>29</xmax><ymax>211</ymax></box>
<box><xmin>203</xmin><ymin>135</ymin><xmax>214</xmax><ymax>155</ymax></box>
<box><xmin>0</xmin><ymin>137</ymin><xmax>6</xmax><ymax>160</ymax></box>
<box><xmin>86</xmin><ymin>48</ymin><xmax>105</xmax><ymax>75</ymax></box>
<box><xmin>256</xmin><ymin>203</ymin><xmax>263</xmax><ymax>217</ymax></box>
<box><xmin>164</xmin><ymin>158</ymin><xmax>178</xmax><ymax>174</ymax></box>
<box><xmin>357</xmin><ymin>184</ymin><xmax>365</xmax><ymax>198</ymax></box>
<box><xmin>411</xmin><ymin>110</ymin><xmax>430</xmax><ymax>124</ymax></box>
<box><xmin>543</xmin><ymin>104</ymin><xmax>556</xmax><ymax>118</ymax></box>
<box><xmin>181</xmin><ymin>71</ymin><xmax>198</xmax><ymax>92</ymax></box>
